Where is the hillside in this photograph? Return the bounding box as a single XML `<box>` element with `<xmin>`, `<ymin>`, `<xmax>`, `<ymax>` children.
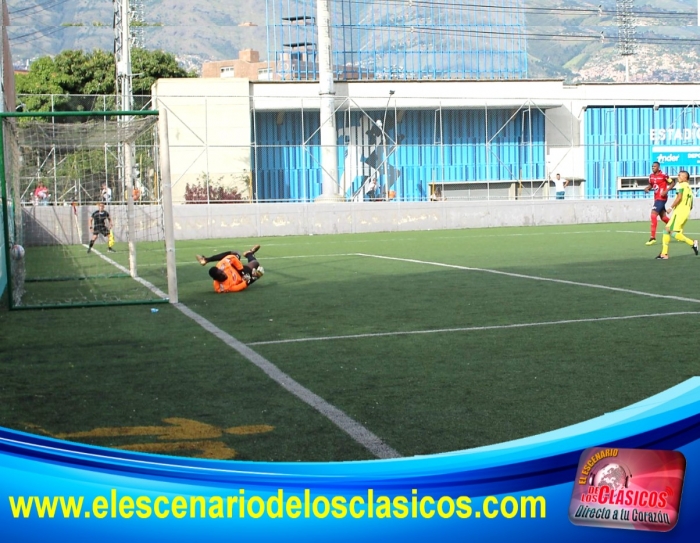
<box><xmin>7</xmin><ymin>0</ymin><xmax>700</xmax><ymax>82</ymax></box>
<box><xmin>526</xmin><ymin>0</ymin><xmax>700</xmax><ymax>82</ymax></box>
<box><xmin>8</xmin><ymin>0</ymin><xmax>268</xmax><ymax>73</ymax></box>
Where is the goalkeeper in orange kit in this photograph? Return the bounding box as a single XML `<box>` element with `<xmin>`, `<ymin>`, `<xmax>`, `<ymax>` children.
<box><xmin>196</xmin><ymin>245</ymin><xmax>264</xmax><ymax>293</ymax></box>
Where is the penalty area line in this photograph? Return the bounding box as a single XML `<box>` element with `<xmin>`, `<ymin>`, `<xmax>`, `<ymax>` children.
<box><xmin>173</xmin><ymin>303</ymin><xmax>401</xmax><ymax>460</ymax></box>
<box><xmin>89</xmin><ymin>249</ymin><xmax>400</xmax><ymax>458</ymax></box>
<box><xmin>356</xmin><ymin>253</ymin><xmax>700</xmax><ymax>305</ymax></box>
<box><xmin>91</xmin><ymin>249</ymin><xmax>398</xmax><ymax>458</ymax></box>
<box><xmin>89</xmin><ymin>247</ymin><xmax>169</xmax><ymax>299</ymax></box>
<box><xmin>247</xmin><ymin>311</ymin><xmax>700</xmax><ymax>346</ymax></box>
<box><xmin>171</xmin><ymin>253</ymin><xmax>358</xmax><ymax>267</ymax></box>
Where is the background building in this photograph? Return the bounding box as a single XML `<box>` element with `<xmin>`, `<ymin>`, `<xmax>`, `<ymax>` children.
<box><xmin>202</xmin><ymin>49</ymin><xmax>277</xmax><ymax>81</ymax></box>
<box><xmin>151</xmin><ymin>77</ymin><xmax>700</xmax><ymax>204</ymax></box>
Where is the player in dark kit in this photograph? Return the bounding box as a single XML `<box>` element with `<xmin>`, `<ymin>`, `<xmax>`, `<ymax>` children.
<box><xmin>644</xmin><ymin>161</ymin><xmax>675</xmax><ymax>246</ymax></box>
<box><xmin>88</xmin><ymin>202</ymin><xmax>115</xmax><ymax>253</ymax></box>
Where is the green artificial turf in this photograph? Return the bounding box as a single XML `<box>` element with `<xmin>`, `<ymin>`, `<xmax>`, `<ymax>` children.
<box><xmin>2</xmin><ymin>221</ymin><xmax>699</xmax><ymax>461</ymax></box>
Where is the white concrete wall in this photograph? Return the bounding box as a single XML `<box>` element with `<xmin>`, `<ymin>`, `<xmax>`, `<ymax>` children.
<box><xmin>21</xmin><ymin>205</ymin><xmax>166</xmax><ymax>246</ymax></box>
<box><xmin>186</xmin><ymin>200</ymin><xmax>655</xmax><ymax>238</ymax></box>
<box><xmin>152</xmin><ymin>79</ymin><xmax>253</xmax><ymax>203</ymax></box>
<box><xmin>22</xmin><ymin>199</ymin><xmax>663</xmax><ymax>245</ymax></box>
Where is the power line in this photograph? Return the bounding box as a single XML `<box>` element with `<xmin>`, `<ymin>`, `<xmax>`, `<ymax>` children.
<box><xmin>8</xmin><ymin>26</ymin><xmax>66</xmax><ymax>46</ymax></box>
<box><xmin>342</xmin><ymin>0</ymin><xmax>696</xmax><ymax>18</ymax></box>
<box><xmin>8</xmin><ymin>0</ymin><xmax>73</xmax><ymax>18</ymax></box>
<box><xmin>336</xmin><ymin>22</ymin><xmax>700</xmax><ymax>45</ymax></box>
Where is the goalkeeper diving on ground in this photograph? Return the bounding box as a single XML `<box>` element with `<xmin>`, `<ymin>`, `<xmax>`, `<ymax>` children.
<box><xmin>196</xmin><ymin>245</ymin><xmax>264</xmax><ymax>293</ymax></box>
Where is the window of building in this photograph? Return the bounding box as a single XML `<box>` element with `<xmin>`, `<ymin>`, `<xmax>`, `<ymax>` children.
<box><xmin>258</xmin><ymin>68</ymin><xmax>273</xmax><ymax>81</ymax></box>
<box><xmin>220</xmin><ymin>66</ymin><xmax>235</xmax><ymax>78</ymax></box>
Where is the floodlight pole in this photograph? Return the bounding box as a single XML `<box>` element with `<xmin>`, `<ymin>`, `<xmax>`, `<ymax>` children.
<box><xmin>616</xmin><ymin>0</ymin><xmax>636</xmax><ymax>82</ymax></box>
<box><xmin>115</xmin><ymin>0</ymin><xmax>134</xmax><ymax>114</ymax></box>
<box><xmin>315</xmin><ymin>0</ymin><xmax>343</xmax><ymax>202</ymax></box>
<box><xmin>115</xmin><ymin>0</ymin><xmax>137</xmax><ymax>275</ymax></box>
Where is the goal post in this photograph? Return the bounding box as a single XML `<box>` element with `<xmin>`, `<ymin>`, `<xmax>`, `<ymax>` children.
<box><xmin>0</xmin><ymin>109</ymin><xmax>178</xmax><ymax>309</ymax></box>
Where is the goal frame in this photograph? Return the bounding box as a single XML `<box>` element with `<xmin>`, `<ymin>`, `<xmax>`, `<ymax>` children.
<box><xmin>0</xmin><ymin>109</ymin><xmax>178</xmax><ymax>310</ymax></box>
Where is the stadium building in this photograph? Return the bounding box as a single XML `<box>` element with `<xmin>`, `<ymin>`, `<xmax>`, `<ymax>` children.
<box><xmin>152</xmin><ymin>77</ymin><xmax>700</xmax><ymax>205</ymax></box>
<box><xmin>152</xmin><ymin>0</ymin><xmax>700</xmax><ymax>207</ymax></box>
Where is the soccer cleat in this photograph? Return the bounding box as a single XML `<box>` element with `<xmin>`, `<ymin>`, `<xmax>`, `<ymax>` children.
<box><xmin>655</xmin><ymin>254</ymin><xmax>668</xmax><ymax>260</ymax></box>
<box><xmin>87</xmin><ymin>247</ymin><xmax>92</xmax><ymax>254</ymax></box>
<box><xmin>244</xmin><ymin>244</ymin><xmax>261</xmax><ymax>258</ymax></box>
<box><xmin>196</xmin><ymin>254</ymin><xmax>207</xmax><ymax>266</ymax></box>
<box><xmin>645</xmin><ymin>238</ymin><xmax>657</xmax><ymax>246</ymax></box>
<box><xmin>693</xmin><ymin>240</ymin><xmax>699</xmax><ymax>256</ymax></box>
<box><xmin>108</xmin><ymin>248</ymin><xmax>116</xmax><ymax>253</ymax></box>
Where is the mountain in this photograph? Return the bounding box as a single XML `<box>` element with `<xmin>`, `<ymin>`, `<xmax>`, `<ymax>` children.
<box><xmin>7</xmin><ymin>0</ymin><xmax>268</xmax><ymax>73</ymax></box>
<box><xmin>526</xmin><ymin>0</ymin><xmax>700</xmax><ymax>82</ymax></box>
<box><xmin>6</xmin><ymin>0</ymin><xmax>700</xmax><ymax>82</ymax></box>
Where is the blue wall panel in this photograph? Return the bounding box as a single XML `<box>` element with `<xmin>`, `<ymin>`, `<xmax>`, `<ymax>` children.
<box><xmin>254</xmin><ymin>108</ymin><xmax>545</xmax><ymax>201</ymax></box>
<box><xmin>584</xmin><ymin>106</ymin><xmax>700</xmax><ymax>198</ymax></box>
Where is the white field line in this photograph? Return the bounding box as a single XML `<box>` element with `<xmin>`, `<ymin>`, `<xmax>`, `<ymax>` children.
<box><xmin>98</xmin><ymin>251</ymin><xmax>358</xmax><ymax>270</ymax></box>
<box><xmin>255</xmin><ymin>229</ymin><xmax>619</xmax><ymax>248</ymax></box>
<box><xmin>616</xmin><ymin>230</ymin><xmax>699</xmax><ymax>235</ymax></box>
<box><xmin>168</xmin><ymin>229</ymin><xmax>639</xmax><ymax>267</ymax></box>
<box><xmin>91</xmin><ymin>248</ymin><xmax>398</xmax><ymax>458</ymax></box>
<box><xmin>178</xmin><ymin>229</ymin><xmax>622</xmax><ymax>256</ymax></box>
<box><xmin>174</xmin><ymin>303</ymin><xmax>401</xmax><ymax>460</ymax></box>
<box><xmin>89</xmin><ymin>247</ymin><xmax>169</xmax><ymax>299</ymax></box>
<box><xmin>140</xmin><ymin>253</ymin><xmax>358</xmax><ymax>269</ymax></box>
<box><xmin>248</xmin><ymin>311</ymin><xmax>700</xmax><ymax>346</ymax></box>
<box><xmin>92</xmin><ymin>238</ymin><xmax>697</xmax><ymax>458</ymax></box>
<box><xmin>357</xmin><ymin>253</ymin><xmax>700</xmax><ymax>304</ymax></box>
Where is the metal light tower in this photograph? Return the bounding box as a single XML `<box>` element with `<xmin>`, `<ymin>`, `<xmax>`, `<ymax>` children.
<box><xmin>315</xmin><ymin>0</ymin><xmax>342</xmax><ymax>202</ymax></box>
<box><xmin>130</xmin><ymin>0</ymin><xmax>145</xmax><ymax>49</ymax></box>
<box><xmin>114</xmin><ymin>0</ymin><xmax>137</xmax><ymax>273</ymax></box>
<box><xmin>114</xmin><ymin>0</ymin><xmax>134</xmax><ymax>112</ymax></box>
<box><xmin>616</xmin><ymin>0</ymin><xmax>636</xmax><ymax>82</ymax></box>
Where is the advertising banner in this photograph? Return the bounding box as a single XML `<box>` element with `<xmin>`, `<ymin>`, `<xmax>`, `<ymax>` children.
<box><xmin>651</xmin><ymin>146</ymin><xmax>700</xmax><ymax>167</ymax></box>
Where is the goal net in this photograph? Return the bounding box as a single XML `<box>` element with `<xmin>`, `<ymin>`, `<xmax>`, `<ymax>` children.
<box><xmin>1</xmin><ymin>111</ymin><xmax>177</xmax><ymax>309</ymax></box>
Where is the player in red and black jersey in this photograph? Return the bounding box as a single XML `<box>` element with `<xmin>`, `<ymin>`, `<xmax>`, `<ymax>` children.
<box><xmin>644</xmin><ymin>161</ymin><xmax>675</xmax><ymax>245</ymax></box>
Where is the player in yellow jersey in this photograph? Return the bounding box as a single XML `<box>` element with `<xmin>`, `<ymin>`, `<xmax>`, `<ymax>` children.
<box><xmin>656</xmin><ymin>170</ymin><xmax>699</xmax><ymax>260</ymax></box>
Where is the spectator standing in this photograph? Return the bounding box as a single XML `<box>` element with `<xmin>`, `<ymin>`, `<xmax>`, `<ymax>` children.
<box><xmin>552</xmin><ymin>173</ymin><xmax>569</xmax><ymax>200</ymax></box>
<box><xmin>34</xmin><ymin>182</ymin><xmax>49</xmax><ymax>205</ymax></box>
<box><xmin>101</xmin><ymin>182</ymin><xmax>112</xmax><ymax>204</ymax></box>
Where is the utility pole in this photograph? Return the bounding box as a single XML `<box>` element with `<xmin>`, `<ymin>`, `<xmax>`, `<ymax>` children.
<box><xmin>616</xmin><ymin>0</ymin><xmax>636</xmax><ymax>82</ymax></box>
<box><xmin>114</xmin><ymin>0</ymin><xmax>137</xmax><ymax>274</ymax></box>
<box><xmin>114</xmin><ymin>0</ymin><xmax>134</xmax><ymax>113</ymax></box>
<box><xmin>315</xmin><ymin>0</ymin><xmax>342</xmax><ymax>202</ymax></box>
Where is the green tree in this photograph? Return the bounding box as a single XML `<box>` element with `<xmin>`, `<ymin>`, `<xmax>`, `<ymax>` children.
<box><xmin>131</xmin><ymin>49</ymin><xmax>194</xmax><ymax>94</ymax></box>
<box><xmin>16</xmin><ymin>48</ymin><xmax>196</xmax><ymax>112</ymax></box>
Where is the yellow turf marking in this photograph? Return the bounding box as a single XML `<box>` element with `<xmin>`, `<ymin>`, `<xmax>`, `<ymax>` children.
<box><xmin>49</xmin><ymin>417</ymin><xmax>274</xmax><ymax>460</ymax></box>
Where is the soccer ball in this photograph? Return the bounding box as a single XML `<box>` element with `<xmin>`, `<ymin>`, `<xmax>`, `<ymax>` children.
<box><xmin>10</xmin><ymin>244</ymin><xmax>25</xmax><ymax>261</ymax></box>
<box><xmin>254</xmin><ymin>266</ymin><xmax>264</xmax><ymax>278</ymax></box>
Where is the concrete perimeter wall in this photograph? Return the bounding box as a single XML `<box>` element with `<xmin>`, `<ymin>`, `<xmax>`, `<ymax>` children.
<box><xmin>21</xmin><ymin>199</ymin><xmax>660</xmax><ymax>245</ymax></box>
